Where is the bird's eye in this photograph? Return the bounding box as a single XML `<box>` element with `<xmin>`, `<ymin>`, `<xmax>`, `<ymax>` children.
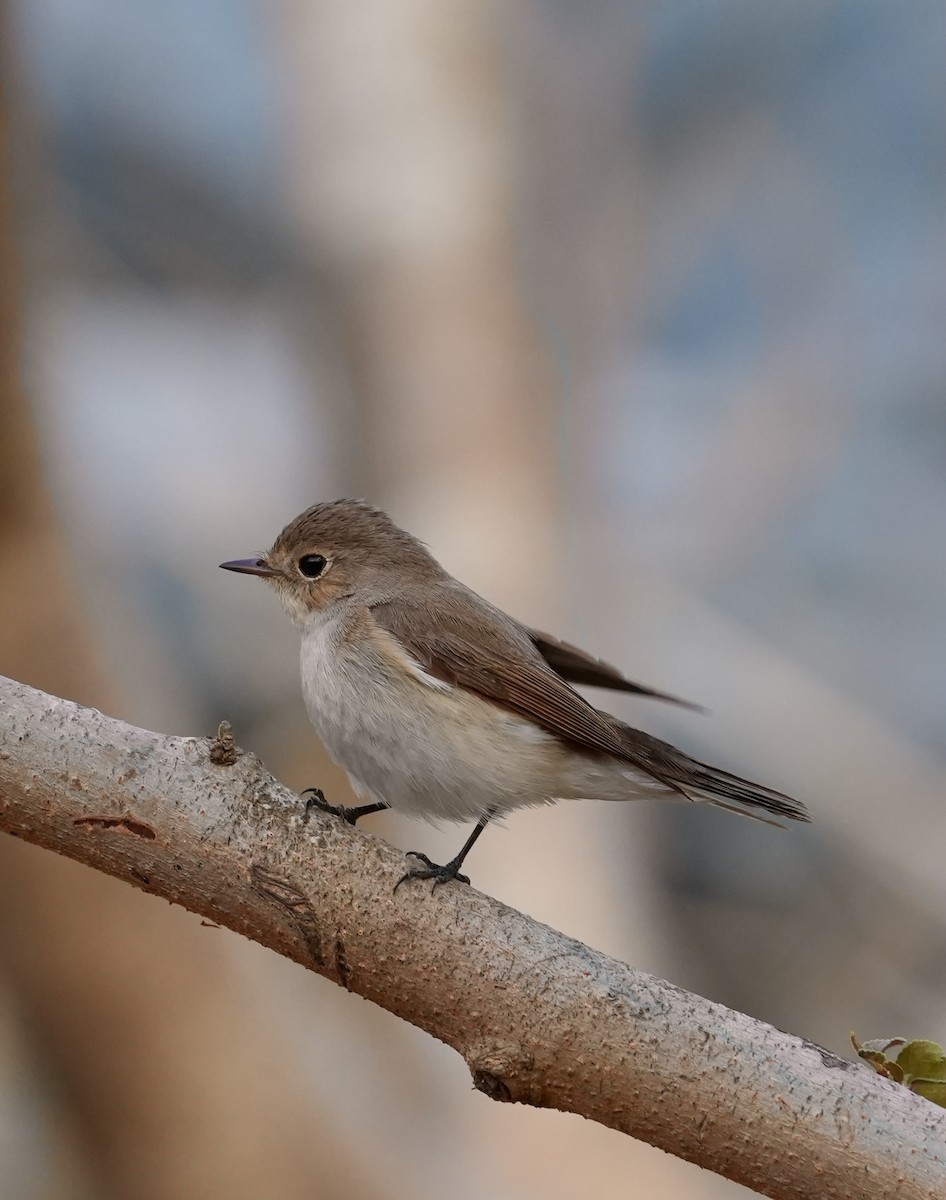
<box><xmin>298</xmin><ymin>554</ymin><xmax>327</xmax><ymax>579</ymax></box>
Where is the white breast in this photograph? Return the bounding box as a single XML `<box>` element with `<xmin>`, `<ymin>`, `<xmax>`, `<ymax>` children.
<box><xmin>297</xmin><ymin>607</ymin><xmax>572</xmax><ymax>823</ymax></box>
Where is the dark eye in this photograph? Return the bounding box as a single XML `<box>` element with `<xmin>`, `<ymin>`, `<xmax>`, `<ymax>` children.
<box><xmin>298</xmin><ymin>554</ymin><xmax>327</xmax><ymax>579</ymax></box>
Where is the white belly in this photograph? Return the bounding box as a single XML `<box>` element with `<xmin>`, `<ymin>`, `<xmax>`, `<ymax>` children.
<box><xmin>298</xmin><ymin>611</ymin><xmax>575</xmax><ymax>823</ymax></box>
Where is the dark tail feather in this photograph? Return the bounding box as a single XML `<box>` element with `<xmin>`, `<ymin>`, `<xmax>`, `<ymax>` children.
<box><xmin>598</xmin><ymin>711</ymin><xmax>810</xmax><ymax>826</ymax></box>
<box><xmin>681</xmin><ymin>760</ymin><xmax>809</xmax><ymax>826</ymax></box>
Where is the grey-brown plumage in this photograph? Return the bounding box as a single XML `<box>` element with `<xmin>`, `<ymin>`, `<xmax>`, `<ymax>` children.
<box><xmin>221</xmin><ymin>499</ymin><xmax>809</xmax><ymax>885</ymax></box>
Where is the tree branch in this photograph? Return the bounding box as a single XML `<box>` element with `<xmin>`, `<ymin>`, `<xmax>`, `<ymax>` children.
<box><xmin>0</xmin><ymin>674</ymin><xmax>942</xmax><ymax>1200</ymax></box>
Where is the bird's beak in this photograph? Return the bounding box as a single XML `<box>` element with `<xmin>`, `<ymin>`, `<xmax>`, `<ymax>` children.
<box><xmin>219</xmin><ymin>557</ymin><xmax>277</xmax><ymax>578</ymax></box>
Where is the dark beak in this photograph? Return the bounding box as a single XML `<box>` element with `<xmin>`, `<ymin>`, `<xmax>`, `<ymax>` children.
<box><xmin>219</xmin><ymin>557</ymin><xmax>277</xmax><ymax>578</ymax></box>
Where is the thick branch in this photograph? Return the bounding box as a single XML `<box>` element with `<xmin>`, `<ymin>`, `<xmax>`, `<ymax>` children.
<box><xmin>0</xmin><ymin>675</ymin><xmax>943</xmax><ymax>1200</ymax></box>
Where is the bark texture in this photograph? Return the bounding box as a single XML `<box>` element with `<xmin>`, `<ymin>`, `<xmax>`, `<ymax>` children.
<box><xmin>1</xmin><ymin>673</ymin><xmax>944</xmax><ymax>1200</ymax></box>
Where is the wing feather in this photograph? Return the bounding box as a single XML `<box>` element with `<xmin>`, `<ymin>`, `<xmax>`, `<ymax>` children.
<box><xmin>528</xmin><ymin>628</ymin><xmax>701</xmax><ymax>709</ymax></box>
<box><xmin>371</xmin><ymin>598</ymin><xmax>692</xmax><ymax>798</ymax></box>
<box><xmin>369</xmin><ymin>596</ymin><xmax>808</xmax><ymax>823</ymax></box>
<box><xmin>371</xmin><ymin>600</ymin><xmax>630</xmax><ymax>748</ymax></box>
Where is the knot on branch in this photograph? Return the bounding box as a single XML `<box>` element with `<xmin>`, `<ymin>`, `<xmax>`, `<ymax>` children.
<box><xmin>466</xmin><ymin>1040</ymin><xmax>535</xmax><ymax>1104</ymax></box>
<box><xmin>209</xmin><ymin>721</ymin><xmax>239</xmax><ymax>766</ymax></box>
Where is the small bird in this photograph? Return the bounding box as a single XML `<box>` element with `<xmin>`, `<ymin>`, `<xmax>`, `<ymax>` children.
<box><xmin>221</xmin><ymin>499</ymin><xmax>808</xmax><ymax>888</ymax></box>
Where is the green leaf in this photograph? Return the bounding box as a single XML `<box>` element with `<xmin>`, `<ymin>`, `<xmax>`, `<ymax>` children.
<box><xmin>911</xmin><ymin>1079</ymin><xmax>946</xmax><ymax>1108</ymax></box>
<box><xmin>852</xmin><ymin>1034</ymin><xmax>946</xmax><ymax>1106</ymax></box>
<box><xmin>896</xmin><ymin>1040</ymin><xmax>946</xmax><ymax>1083</ymax></box>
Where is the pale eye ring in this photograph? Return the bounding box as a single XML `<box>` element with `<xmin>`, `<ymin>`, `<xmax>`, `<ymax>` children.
<box><xmin>298</xmin><ymin>554</ymin><xmax>327</xmax><ymax>579</ymax></box>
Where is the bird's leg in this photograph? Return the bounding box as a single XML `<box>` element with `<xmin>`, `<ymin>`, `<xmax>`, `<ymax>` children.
<box><xmin>396</xmin><ymin>809</ymin><xmax>495</xmax><ymax>892</ymax></box>
<box><xmin>302</xmin><ymin>788</ymin><xmax>389</xmax><ymax>827</ymax></box>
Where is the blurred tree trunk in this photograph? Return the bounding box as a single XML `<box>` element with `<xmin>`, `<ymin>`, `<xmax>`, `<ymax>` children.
<box><xmin>0</xmin><ymin>85</ymin><xmax>387</xmax><ymax>1200</ymax></box>
<box><xmin>286</xmin><ymin>2</ymin><xmax>560</xmax><ymax>576</ymax></box>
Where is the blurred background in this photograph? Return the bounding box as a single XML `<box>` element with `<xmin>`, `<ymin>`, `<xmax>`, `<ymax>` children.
<box><xmin>1</xmin><ymin>2</ymin><xmax>945</xmax><ymax>1197</ymax></box>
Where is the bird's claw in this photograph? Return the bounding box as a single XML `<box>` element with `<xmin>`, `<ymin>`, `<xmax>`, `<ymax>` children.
<box><xmin>394</xmin><ymin>851</ymin><xmax>470</xmax><ymax>893</ymax></box>
<box><xmin>302</xmin><ymin>787</ymin><xmax>360</xmax><ymax>826</ymax></box>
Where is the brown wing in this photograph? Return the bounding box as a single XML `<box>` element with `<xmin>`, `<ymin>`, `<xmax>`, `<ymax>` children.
<box><xmin>528</xmin><ymin>628</ymin><xmax>702</xmax><ymax>709</ymax></box>
<box><xmin>370</xmin><ymin>597</ymin><xmax>690</xmax><ymax>796</ymax></box>
<box><xmin>370</xmin><ymin>596</ymin><xmax>809</xmax><ymax>824</ymax></box>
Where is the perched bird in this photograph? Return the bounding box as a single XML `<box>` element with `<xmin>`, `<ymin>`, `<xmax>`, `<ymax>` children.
<box><xmin>221</xmin><ymin>499</ymin><xmax>808</xmax><ymax>888</ymax></box>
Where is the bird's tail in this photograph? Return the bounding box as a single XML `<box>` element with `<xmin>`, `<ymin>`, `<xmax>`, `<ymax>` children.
<box><xmin>601</xmin><ymin>714</ymin><xmax>810</xmax><ymax>826</ymax></box>
<box><xmin>675</xmin><ymin>758</ymin><xmax>809</xmax><ymax>826</ymax></box>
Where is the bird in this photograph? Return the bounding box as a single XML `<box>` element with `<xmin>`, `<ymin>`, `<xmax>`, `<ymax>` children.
<box><xmin>220</xmin><ymin>499</ymin><xmax>808</xmax><ymax>888</ymax></box>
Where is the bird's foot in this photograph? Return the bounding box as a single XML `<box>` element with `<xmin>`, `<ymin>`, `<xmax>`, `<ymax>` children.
<box><xmin>301</xmin><ymin>788</ymin><xmax>375</xmax><ymax>827</ymax></box>
<box><xmin>395</xmin><ymin>852</ymin><xmax>471</xmax><ymax>893</ymax></box>
<box><xmin>302</xmin><ymin>787</ymin><xmax>348</xmax><ymax>824</ymax></box>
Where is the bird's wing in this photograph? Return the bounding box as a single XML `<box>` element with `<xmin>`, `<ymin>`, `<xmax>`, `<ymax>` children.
<box><xmin>369</xmin><ymin>597</ymin><xmax>663</xmax><ymax>762</ymax></box>
<box><xmin>527</xmin><ymin>628</ymin><xmax>701</xmax><ymax>709</ymax></box>
<box><xmin>369</xmin><ymin>596</ymin><xmax>808</xmax><ymax>824</ymax></box>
